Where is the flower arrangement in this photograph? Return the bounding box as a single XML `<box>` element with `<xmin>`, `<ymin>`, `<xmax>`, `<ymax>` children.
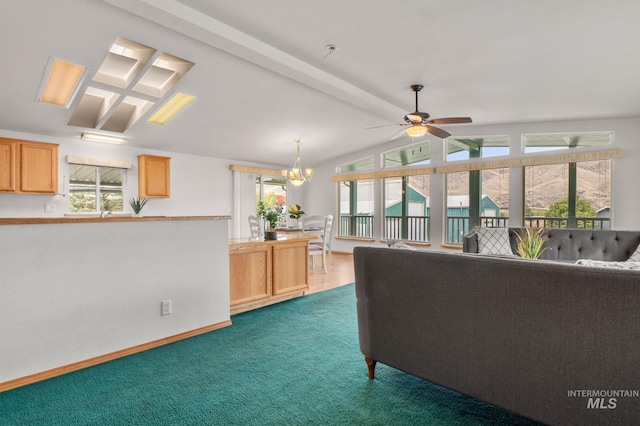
<box><xmin>516</xmin><ymin>227</ymin><xmax>550</xmax><ymax>259</ymax></box>
<box><xmin>258</xmin><ymin>201</ymin><xmax>283</xmax><ymax>231</ymax></box>
<box><xmin>288</xmin><ymin>204</ymin><xmax>305</xmax><ymax>220</ymax></box>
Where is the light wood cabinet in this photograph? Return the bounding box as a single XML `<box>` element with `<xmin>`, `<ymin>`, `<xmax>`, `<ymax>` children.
<box><xmin>138</xmin><ymin>155</ymin><xmax>170</xmax><ymax>198</ymax></box>
<box><xmin>229</xmin><ymin>237</ymin><xmax>310</xmax><ymax>314</ymax></box>
<box><xmin>0</xmin><ymin>138</ymin><xmax>58</xmax><ymax>194</ymax></box>
<box><xmin>229</xmin><ymin>244</ymin><xmax>272</xmax><ymax>306</ymax></box>
<box><xmin>272</xmin><ymin>241</ymin><xmax>309</xmax><ymax>295</ymax></box>
<box><xmin>0</xmin><ymin>140</ymin><xmax>16</xmax><ymax>191</ymax></box>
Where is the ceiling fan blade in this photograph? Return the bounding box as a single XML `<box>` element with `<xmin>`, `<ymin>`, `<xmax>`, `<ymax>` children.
<box><xmin>389</xmin><ymin>128</ymin><xmax>409</xmax><ymax>141</ymax></box>
<box><xmin>427</xmin><ymin>117</ymin><xmax>472</xmax><ymax>125</ymax></box>
<box><xmin>426</xmin><ymin>125</ymin><xmax>451</xmax><ymax>139</ymax></box>
<box><xmin>366</xmin><ymin>123</ymin><xmax>405</xmax><ymax>130</ymax></box>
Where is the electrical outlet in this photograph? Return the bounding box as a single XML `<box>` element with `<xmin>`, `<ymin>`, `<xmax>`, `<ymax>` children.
<box><xmin>45</xmin><ymin>203</ymin><xmax>55</xmax><ymax>213</ymax></box>
<box><xmin>161</xmin><ymin>299</ymin><xmax>172</xmax><ymax>316</ymax></box>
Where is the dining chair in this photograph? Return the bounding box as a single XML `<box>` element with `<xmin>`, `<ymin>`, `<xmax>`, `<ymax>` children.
<box><xmin>309</xmin><ymin>214</ymin><xmax>333</xmax><ymax>273</ymax></box>
<box><xmin>248</xmin><ymin>215</ymin><xmax>261</xmax><ymax>237</ymax></box>
<box><xmin>301</xmin><ymin>215</ymin><xmax>325</xmax><ymax>230</ymax></box>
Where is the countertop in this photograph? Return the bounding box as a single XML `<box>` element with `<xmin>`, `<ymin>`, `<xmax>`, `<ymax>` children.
<box><xmin>229</xmin><ymin>231</ymin><xmax>320</xmax><ymax>246</ymax></box>
<box><xmin>0</xmin><ymin>215</ymin><xmax>232</xmax><ymax>225</ymax></box>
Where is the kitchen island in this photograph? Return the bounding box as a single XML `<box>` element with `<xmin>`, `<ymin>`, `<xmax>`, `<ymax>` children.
<box><xmin>229</xmin><ymin>232</ymin><xmax>317</xmax><ymax>314</ymax></box>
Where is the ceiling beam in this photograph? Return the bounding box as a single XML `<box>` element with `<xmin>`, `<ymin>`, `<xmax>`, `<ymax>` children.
<box><xmin>100</xmin><ymin>0</ymin><xmax>406</xmax><ymax>121</ymax></box>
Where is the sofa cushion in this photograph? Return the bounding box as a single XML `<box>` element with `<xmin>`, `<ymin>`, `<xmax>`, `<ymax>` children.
<box><xmin>627</xmin><ymin>243</ymin><xmax>640</xmax><ymax>262</ymax></box>
<box><xmin>477</xmin><ymin>227</ymin><xmax>514</xmax><ymax>256</ymax></box>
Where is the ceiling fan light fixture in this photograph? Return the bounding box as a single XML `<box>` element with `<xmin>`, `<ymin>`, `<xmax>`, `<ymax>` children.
<box><xmin>406</xmin><ymin>125</ymin><xmax>428</xmax><ymax>138</ymax></box>
<box><xmin>405</xmin><ymin>113</ymin><xmax>422</xmax><ymax>123</ymax></box>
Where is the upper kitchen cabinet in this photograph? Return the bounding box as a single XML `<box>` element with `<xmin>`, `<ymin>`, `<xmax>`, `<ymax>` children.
<box><xmin>0</xmin><ymin>138</ymin><xmax>58</xmax><ymax>194</ymax></box>
<box><xmin>138</xmin><ymin>154</ymin><xmax>170</xmax><ymax>198</ymax></box>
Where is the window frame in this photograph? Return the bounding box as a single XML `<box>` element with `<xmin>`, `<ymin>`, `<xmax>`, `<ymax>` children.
<box><xmin>337</xmin><ymin>179</ymin><xmax>374</xmax><ymax>239</ymax></box>
<box><xmin>68</xmin><ymin>164</ymin><xmax>126</xmax><ymax>214</ymax></box>
<box><xmin>523</xmin><ymin>159</ymin><xmax>612</xmax><ymax>229</ymax></box>
<box><xmin>444</xmin><ymin>167</ymin><xmax>510</xmax><ymax>245</ymax></box>
<box><xmin>382</xmin><ymin>174</ymin><xmax>430</xmax><ymax>242</ymax></box>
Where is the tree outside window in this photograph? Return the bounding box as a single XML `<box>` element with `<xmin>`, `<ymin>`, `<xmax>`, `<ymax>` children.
<box><xmin>524</xmin><ymin>160</ymin><xmax>611</xmax><ymax>229</ymax></box>
<box><xmin>69</xmin><ymin>165</ymin><xmax>124</xmax><ymax>213</ymax></box>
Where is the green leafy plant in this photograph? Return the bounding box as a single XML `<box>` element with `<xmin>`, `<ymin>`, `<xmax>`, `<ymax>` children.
<box><xmin>129</xmin><ymin>197</ymin><xmax>149</xmax><ymax>214</ymax></box>
<box><xmin>258</xmin><ymin>201</ymin><xmax>283</xmax><ymax>230</ymax></box>
<box><xmin>516</xmin><ymin>227</ymin><xmax>550</xmax><ymax>259</ymax></box>
<box><xmin>288</xmin><ymin>204</ymin><xmax>305</xmax><ymax>219</ymax></box>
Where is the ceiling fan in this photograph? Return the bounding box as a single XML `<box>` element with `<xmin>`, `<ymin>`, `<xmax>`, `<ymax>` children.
<box><xmin>368</xmin><ymin>85</ymin><xmax>472</xmax><ymax>139</ymax></box>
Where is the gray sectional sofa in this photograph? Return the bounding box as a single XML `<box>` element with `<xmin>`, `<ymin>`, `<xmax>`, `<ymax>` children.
<box><xmin>463</xmin><ymin>227</ymin><xmax>640</xmax><ymax>262</ymax></box>
<box><xmin>353</xmin><ymin>243</ymin><xmax>640</xmax><ymax>426</ymax></box>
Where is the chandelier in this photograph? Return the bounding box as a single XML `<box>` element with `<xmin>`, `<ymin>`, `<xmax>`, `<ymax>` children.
<box><xmin>281</xmin><ymin>139</ymin><xmax>312</xmax><ymax>186</ymax></box>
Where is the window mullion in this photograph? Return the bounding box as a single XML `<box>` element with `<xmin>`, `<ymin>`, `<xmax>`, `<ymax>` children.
<box><xmin>95</xmin><ymin>167</ymin><xmax>102</xmax><ymax>212</ymax></box>
<box><xmin>568</xmin><ymin>162</ymin><xmax>577</xmax><ymax>228</ymax></box>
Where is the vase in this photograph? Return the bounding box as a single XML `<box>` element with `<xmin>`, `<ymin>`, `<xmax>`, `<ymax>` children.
<box><xmin>265</xmin><ymin>230</ymin><xmax>278</xmax><ymax>240</ymax></box>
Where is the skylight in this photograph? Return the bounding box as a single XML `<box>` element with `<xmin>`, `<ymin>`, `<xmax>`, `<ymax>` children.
<box><xmin>54</xmin><ymin>36</ymin><xmax>197</xmax><ymax>136</ymax></box>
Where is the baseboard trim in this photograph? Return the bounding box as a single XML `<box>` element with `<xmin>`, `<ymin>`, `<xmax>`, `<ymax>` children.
<box><xmin>0</xmin><ymin>320</ymin><xmax>233</xmax><ymax>393</ymax></box>
<box><xmin>330</xmin><ymin>250</ymin><xmax>353</xmax><ymax>256</ymax></box>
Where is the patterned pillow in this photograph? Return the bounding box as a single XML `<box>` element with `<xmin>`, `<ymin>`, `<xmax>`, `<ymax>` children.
<box><xmin>476</xmin><ymin>227</ymin><xmax>513</xmax><ymax>256</ymax></box>
<box><xmin>627</xmin><ymin>243</ymin><xmax>640</xmax><ymax>262</ymax></box>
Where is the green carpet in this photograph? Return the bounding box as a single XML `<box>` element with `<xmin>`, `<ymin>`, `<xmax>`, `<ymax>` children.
<box><xmin>0</xmin><ymin>284</ymin><xmax>539</xmax><ymax>425</ymax></box>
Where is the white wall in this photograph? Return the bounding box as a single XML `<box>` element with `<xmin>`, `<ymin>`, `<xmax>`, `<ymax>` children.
<box><xmin>0</xmin><ymin>218</ymin><xmax>230</xmax><ymax>383</ymax></box>
<box><xmin>0</xmin><ymin>128</ymin><xmax>279</xmax><ymax>385</ymax></box>
<box><xmin>0</xmin><ymin>129</ymin><xmax>235</xmax><ymax>218</ymax></box>
<box><xmin>303</xmin><ymin>117</ymin><xmax>640</xmax><ymax>254</ymax></box>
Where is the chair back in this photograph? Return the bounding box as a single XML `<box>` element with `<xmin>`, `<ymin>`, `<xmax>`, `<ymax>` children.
<box><xmin>322</xmin><ymin>215</ymin><xmax>334</xmax><ymax>248</ymax></box>
<box><xmin>248</xmin><ymin>215</ymin><xmax>260</xmax><ymax>237</ymax></box>
<box><xmin>302</xmin><ymin>215</ymin><xmax>325</xmax><ymax>230</ymax></box>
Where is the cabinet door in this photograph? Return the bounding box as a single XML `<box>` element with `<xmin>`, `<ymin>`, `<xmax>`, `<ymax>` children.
<box><xmin>20</xmin><ymin>142</ymin><xmax>58</xmax><ymax>193</ymax></box>
<box><xmin>229</xmin><ymin>244</ymin><xmax>272</xmax><ymax>306</ymax></box>
<box><xmin>0</xmin><ymin>140</ymin><xmax>16</xmax><ymax>192</ymax></box>
<box><xmin>139</xmin><ymin>155</ymin><xmax>170</xmax><ymax>198</ymax></box>
<box><xmin>272</xmin><ymin>240</ymin><xmax>308</xmax><ymax>295</ymax></box>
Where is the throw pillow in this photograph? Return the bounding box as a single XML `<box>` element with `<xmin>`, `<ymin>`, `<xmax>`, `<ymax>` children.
<box><xmin>387</xmin><ymin>240</ymin><xmax>417</xmax><ymax>250</ymax></box>
<box><xmin>627</xmin><ymin>242</ymin><xmax>640</xmax><ymax>262</ymax></box>
<box><xmin>476</xmin><ymin>227</ymin><xmax>513</xmax><ymax>256</ymax></box>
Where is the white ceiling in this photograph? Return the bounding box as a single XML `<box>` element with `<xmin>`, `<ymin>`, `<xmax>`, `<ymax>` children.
<box><xmin>1</xmin><ymin>0</ymin><xmax>639</xmax><ymax>169</ymax></box>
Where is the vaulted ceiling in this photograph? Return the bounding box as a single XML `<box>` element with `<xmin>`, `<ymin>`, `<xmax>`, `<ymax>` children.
<box><xmin>1</xmin><ymin>0</ymin><xmax>639</xmax><ymax>168</ymax></box>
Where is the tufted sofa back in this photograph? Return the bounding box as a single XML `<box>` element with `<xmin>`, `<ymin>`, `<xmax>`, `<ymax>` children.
<box><xmin>463</xmin><ymin>228</ymin><xmax>640</xmax><ymax>261</ymax></box>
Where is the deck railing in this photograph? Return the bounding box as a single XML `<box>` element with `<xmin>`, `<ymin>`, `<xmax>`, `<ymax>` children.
<box><xmin>341</xmin><ymin>215</ymin><xmax>610</xmax><ymax>243</ymax></box>
<box><xmin>446</xmin><ymin>216</ymin><xmax>611</xmax><ymax>244</ymax></box>
<box><xmin>523</xmin><ymin>216</ymin><xmax>610</xmax><ymax>229</ymax></box>
<box><xmin>339</xmin><ymin>214</ymin><xmax>374</xmax><ymax>238</ymax></box>
<box><xmin>384</xmin><ymin>216</ymin><xmax>430</xmax><ymax>242</ymax></box>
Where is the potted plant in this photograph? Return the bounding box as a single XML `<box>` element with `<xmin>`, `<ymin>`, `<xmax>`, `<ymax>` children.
<box><xmin>516</xmin><ymin>227</ymin><xmax>550</xmax><ymax>259</ymax></box>
<box><xmin>258</xmin><ymin>201</ymin><xmax>283</xmax><ymax>240</ymax></box>
<box><xmin>129</xmin><ymin>197</ymin><xmax>149</xmax><ymax>217</ymax></box>
<box><xmin>288</xmin><ymin>204</ymin><xmax>305</xmax><ymax>228</ymax></box>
